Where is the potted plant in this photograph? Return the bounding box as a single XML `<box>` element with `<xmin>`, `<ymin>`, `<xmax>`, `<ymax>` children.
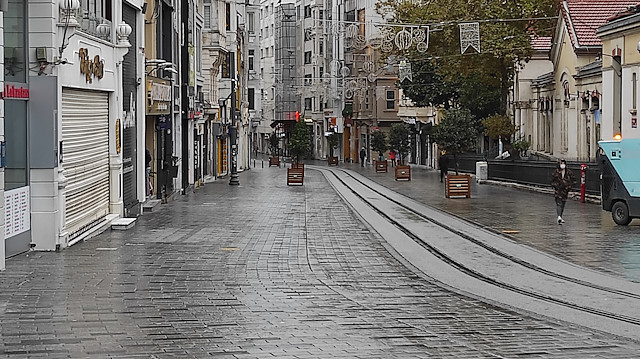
<box><xmin>389</xmin><ymin>123</ymin><xmax>412</xmax><ymax>180</ymax></box>
<box><xmin>327</xmin><ymin>132</ymin><xmax>339</xmax><ymax>165</ymax></box>
<box><xmin>287</xmin><ymin>119</ymin><xmax>311</xmax><ymax>185</ymax></box>
<box><xmin>482</xmin><ymin>114</ymin><xmax>515</xmax><ymax>159</ymax></box>
<box><xmin>511</xmin><ymin>137</ymin><xmax>531</xmax><ymax>160</ymax></box>
<box><xmin>371</xmin><ymin>130</ymin><xmax>388</xmax><ymax>173</ymax></box>
<box><xmin>431</xmin><ymin>108</ymin><xmax>478</xmax><ymax>198</ymax></box>
<box><xmin>268</xmin><ymin>132</ymin><xmax>280</xmax><ymax>167</ymax></box>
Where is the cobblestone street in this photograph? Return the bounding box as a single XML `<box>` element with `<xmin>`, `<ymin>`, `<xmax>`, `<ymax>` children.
<box><xmin>2</xmin><ymin>166</ymin><xmax>640</xmax><ymax>357</ymax></box>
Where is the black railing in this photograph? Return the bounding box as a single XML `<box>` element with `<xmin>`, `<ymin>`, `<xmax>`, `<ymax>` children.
<box><xmin>452</xmin><ymin>154</ymin><xmax>601</xmax><ymax>195</ymax></box>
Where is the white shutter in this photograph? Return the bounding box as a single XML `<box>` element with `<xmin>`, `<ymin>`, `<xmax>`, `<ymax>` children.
<box><xmin>61</xmin><ymin>88</ymin><xmax>110</xmax><ymax>237</ymax></box>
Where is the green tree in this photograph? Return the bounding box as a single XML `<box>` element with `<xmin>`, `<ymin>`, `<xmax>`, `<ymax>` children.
<box><xmin>430</xmin><ymin>108</ymin><xmax>478</xmax><ymax>174</ymax></box>
<box><xmin>377</xmin><ymin>0</ymin><xmax>557</xmax><ymax>115</ymax></box>
<box><xmin>388</xmin><ymin>123</ymin><xmax>411</xmax><ymax>165</ymax></box>
<box><xmin>289</xmin><ymin>120</ymin><xmax>312</xmax><ymax>164</ymax></box>
<box><xmin>327</xmin><ymin>133</ymin><xmax>339</xmax><ymax>157</ymax></box>
<box><xmin>482</xmin><ymin>114</ymin><xmax>516</xmax><ymax>155</ymax></box>
<box><xmin>269</xmin><ymin>132</ymin><xmax>280</xmax><ymax>157</ymax></box>
<box><xmin>370</xmin><ymin>130</ymin><xmax>388</xmax><ymax>161</ymax></box>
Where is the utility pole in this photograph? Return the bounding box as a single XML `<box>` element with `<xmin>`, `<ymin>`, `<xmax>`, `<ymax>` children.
<box><xmin>229</xmin><ymin>52</ymin><xmax>240</xmax><ymax>185</ymax></box>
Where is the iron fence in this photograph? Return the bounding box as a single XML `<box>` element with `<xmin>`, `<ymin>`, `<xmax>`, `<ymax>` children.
<box><xmin>452</xmin><ymin>155</ymin><xmax>601</xmax><ymax>195</ymax></box>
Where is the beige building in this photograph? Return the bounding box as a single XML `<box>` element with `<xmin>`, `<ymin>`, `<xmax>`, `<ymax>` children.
<box><xmin>520</xmin><ymin>0</ymin><xmax>636</xmax><ymax>162</ymax></box>
<box><xmin>597</xmin><ymin>6</ymin><xmax>640</xmax><ymax>141</ymax></box>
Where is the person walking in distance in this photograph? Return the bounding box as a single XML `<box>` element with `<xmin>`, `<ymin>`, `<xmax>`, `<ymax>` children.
<box><xmin>438</xmin><ymin>151</ymin><xmax>448</xmax><ymax>183</ymax></box>
<box><xmin>360</xmin><ymin>146</ymin><xmax>366</xmax><ymax>167</ymax></box>
<box><xmin>390</xmin><ymin>149</ymin><xmax>396</xmax><ymax>167</ymax></box>
<box><xmin>550</xmin><ymin>159</ymin><xmax>575</xmax><ymax>224</ymax></box>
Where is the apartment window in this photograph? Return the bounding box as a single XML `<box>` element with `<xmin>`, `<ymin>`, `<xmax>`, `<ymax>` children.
<box><xmin>226</xmin><ymin>2</ymin><xmax>231</xmax><ymax>31</ymax></box>
<box><xmin>270</xmin><ymin>46</ymin><xmax>274</xmax><ymax>57</ymax></box>
<box><xmin>305</xmin><ymin>97</ymin><xmax>313</xmax><ymax>111</ymax></box>
<box><xmin>320</xmin><ymin>97</ymin><xmax>324</xmax><ymax>111</ymax></box>
<box><xmin>248</xmin><ymin>12</ymin><xmax>255</xmax><ymax>33</ymax></box>
<box><xmin>260</xmin><ymin>48</ymin><xmax>264</xmax><ymax>58</ymax></box>
<box><xmin>319</xmin><ymin>40</ymin><xmax>324</xmax><ymax>55</ymax></box>
<box><xmin>196</xmin><ymin>28</ymin><xmax>202</xmax><ymax>73</ymax></box>
<box><xmin>249</xmin><ymin>50</ymin><xmax>254</xmax><ymax>71</ymax></box>
<box><xmin>634</xmin><ymin>73</ymin><xmax>637</xmax><ymax>109</ymax></box>
<box><xmin>304</xmin><ymin>51</ymin><xmax>312</xmax><ymax>64</ymax></box>
<box><xmin>204</xmin><ymin>0</ymin><xmax>211</xmax><ymax>28</ymax></box>
<box><xmin>221</xmin><ymin>52</ymin><xmax>231</xmax><ymax>78</ymax></box>
<box><xmin>304</xmin><ymin>74</ymin><xmax>312</xmax><ymax>86</ymax></box>
<box><xmin>304</xmin><ymin>5</ymin><xmax>311</xmax><ymax>18</ymax></box>
<box><xmin>319</xmin><ymin>67</ymin><xmax>324</xmax><ymax>77</ymax></box>
<box><xmin>386</xmin><ymin>90</ymin><xmax>395</xmax><ymax>110</ymax></box>
<box><xmin>248</xmin><ymin>88</ymin><xmax>255</xmax><ymax>110</ymax></box>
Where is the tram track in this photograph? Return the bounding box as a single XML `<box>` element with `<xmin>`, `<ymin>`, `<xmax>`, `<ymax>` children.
<box><xmin>314</xmin><ymin>166</ymin><xmax>640</xmax><ymax>336</ymax></box>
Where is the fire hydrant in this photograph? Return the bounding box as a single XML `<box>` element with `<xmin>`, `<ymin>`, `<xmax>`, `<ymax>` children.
<box><xmin>580</xmin><ymin>163</ymin><xmax>588</xmax><ymax>203</ymax></box>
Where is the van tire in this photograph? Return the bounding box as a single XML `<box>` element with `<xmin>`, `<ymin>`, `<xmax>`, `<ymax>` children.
<box><xmin>612</xmin><ymin>201</ymin><xmax>632</xmax><ymax>226</ymax></box>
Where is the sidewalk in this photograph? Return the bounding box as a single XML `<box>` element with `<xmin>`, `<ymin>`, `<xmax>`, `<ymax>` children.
<box><xmin>294</xmin><ymin>156</ymin><xmax>640</xmax><ymax>283</ymax></box>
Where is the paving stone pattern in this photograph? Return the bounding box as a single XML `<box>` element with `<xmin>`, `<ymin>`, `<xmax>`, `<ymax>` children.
<box><xmin>2</xmin><ymin>167</ymin><xmax>640</xmax><ymax>357</ymax></box>
<box><xmin>349</xmin><ymin>162</ymin><xmax>640</xmax><ymax>283</ymax></box>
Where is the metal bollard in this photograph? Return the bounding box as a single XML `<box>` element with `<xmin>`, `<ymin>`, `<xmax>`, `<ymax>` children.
<box><xmin>262</xmin><ymin>160</ymin><xmax>264</xmax><ymax>168</ymax></box>
<box><xmin>580</xmin><ymin>163</ymin><xmax>588</xmax><ymax>203</ymax></box>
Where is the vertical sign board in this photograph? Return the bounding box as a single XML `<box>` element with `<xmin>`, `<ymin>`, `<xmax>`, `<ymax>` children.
<box><xmin>632</xmin><ymin>117</ymin><xmax>637</xmax><ymax>129</ymax></box>
<box><xmin>4</xmin><ymin>186</ymin><xmax>30</xmax><ymax>238</ymax></box>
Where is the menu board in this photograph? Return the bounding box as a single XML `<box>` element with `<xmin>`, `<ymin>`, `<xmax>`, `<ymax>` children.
<box><xmin>4</xmin><ymin>186</ymin><xmax>30</xmax><ymax>238</ymax></box>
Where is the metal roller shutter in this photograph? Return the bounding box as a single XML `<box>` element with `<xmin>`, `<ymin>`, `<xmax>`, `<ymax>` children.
<box><xmin>61</xmin><ymin>88</ymin><xmax>110</xmax><ymax>237</ymax></box>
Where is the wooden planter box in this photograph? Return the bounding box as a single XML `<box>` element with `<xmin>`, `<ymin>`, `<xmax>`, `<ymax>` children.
<box><xmin>395</xmin><ymin>165</ymin><xmax>411</xmax><ymax>181</ymax></box>
<box><xmin>291</xmin><ymin>163</ymin><xmax>304</xmax><ymax>169</ymax></box>
<box><xmin>445</xmin><ymin>174</ymin><xmax>471</xmax><ymax>198</ymax></box>
<box><xmin>287</xmin><ymin>167</ymin><xmax>304</xmax><ymax>185</ymax></box>
<box><xmin>269</xmin><ymin>156</ymin><xmax>280</xmax><ymax>167</ymax></box>
<box><xmin>328</xmin><ymin>156</ymin><xmax>339</xmax><ymax>165</ymax></box>
<box><xmin>375</xmin><ymin>160</ymin><xmax>388</xmax><ymax>173</ymax></box>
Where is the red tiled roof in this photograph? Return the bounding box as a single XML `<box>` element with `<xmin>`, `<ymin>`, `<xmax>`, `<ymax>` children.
<box><xmin>562</xmin><ymin>0</ymin><xmax>639</xmax><ymax>48</ymax></box>
<box><xmin>531</xmin><ymin>36</ymin><xmax>552</xmax><ymax>51</ymax></box>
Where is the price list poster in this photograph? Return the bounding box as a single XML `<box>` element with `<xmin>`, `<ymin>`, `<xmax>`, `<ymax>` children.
<box><xmin>4</xmin><ymin>187</ymin><xmax>30</xmax><ymax>238</ymax></box>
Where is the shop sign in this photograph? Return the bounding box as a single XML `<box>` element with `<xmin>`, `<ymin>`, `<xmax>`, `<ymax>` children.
<box><xmin>79</xmin><ymin>48</ymin><xmax>105</xmax><ymax>83</ymax></box>
<box><xmin>147</xmin><ymin>78</ymin><xmax>171</xmax><ymax>115</ymax></box>
<box><xmin>1</xmin><ymin>84</ymin><xmax>30</xmax><ymax>100</ymax></box>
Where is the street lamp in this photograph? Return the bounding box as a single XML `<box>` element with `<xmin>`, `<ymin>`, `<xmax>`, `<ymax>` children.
<box><xmin>227</xmin><ymin>52</ymin><xmax>239</xmax><ymax>186</ymax></box>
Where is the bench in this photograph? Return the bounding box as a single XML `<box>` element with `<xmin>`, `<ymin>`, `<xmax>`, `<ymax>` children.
<box><xmin>287</xmin><ymin>167</ymin><xmax>304</xmax><ymax>185</ymax></box>
<box><xmin>445</xmin><ymin>174</ymin><xmax>471</xmax><ymax>198</ymax></box>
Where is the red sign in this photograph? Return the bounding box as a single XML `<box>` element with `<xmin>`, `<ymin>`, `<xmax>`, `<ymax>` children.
<box><xmin>632</xmin><ymin>117</ymin><xmax>637</xmax><ymax>129</ymax></box>
<box><xmin>1</xmin><ymin>84</ymin><xmax>29</xmax><ymax>99</ymax></box>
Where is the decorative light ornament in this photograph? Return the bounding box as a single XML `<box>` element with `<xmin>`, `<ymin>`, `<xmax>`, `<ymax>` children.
<box><xmin>395</xmin><ymin>29</ymin><xmax>413</xmax><ymax>50</ymax></box>
<box><xmin>459</xmin><ymin>22</ymin><xmax>481</xmax><ymax>53</ymax></box>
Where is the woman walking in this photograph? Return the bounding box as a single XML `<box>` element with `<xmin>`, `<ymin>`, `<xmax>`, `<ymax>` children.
<box><xmin>550</xmin><ymin>159</ymin><xmax>575</xmax><ymax>224</ymax></box>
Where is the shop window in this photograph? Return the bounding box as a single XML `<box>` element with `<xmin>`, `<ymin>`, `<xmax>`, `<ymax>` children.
<box><xmin>4</xmin><ymin>0</ymin><xmax>27</xmax><ymax>83</ymax></box>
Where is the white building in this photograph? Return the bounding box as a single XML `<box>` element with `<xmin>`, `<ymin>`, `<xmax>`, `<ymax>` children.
<box><xmin>1</xmin><ymin>0</ymin><xmax>144</xmax><ymax>267</ymax></box>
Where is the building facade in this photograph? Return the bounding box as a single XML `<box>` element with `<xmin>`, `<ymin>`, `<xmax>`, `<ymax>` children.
<box><xmin>597</xmin><ymin>7</ymin><xmax>640</xmax><ymax>141</ymax></box>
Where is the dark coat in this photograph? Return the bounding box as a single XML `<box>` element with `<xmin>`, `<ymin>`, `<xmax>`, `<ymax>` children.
<box><xmin>438</xmin><ymin>155</ymin><xmax>448</xmax><ymax>170</ymax></box>
<box><xmin>550</xmin><ymin>168</ymin><xmax>575</xmax><ymax>201</ymax></box>
<box><xmin>359</xmin><ymin>149</ymin><xmax>366</xmax><ymax>159</ymax></box>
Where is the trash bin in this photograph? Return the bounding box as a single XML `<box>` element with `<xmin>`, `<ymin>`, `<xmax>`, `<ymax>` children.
<box><xmin>475</xmin><ymin>161</ymin><xmax>488</xmax><ymax>182</ymax></box>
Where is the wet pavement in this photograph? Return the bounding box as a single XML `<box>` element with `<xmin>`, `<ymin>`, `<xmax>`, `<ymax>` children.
<box><xmin>338</xmin><ymin>159</ymin><xmax>640</xmax><ymax>283</ymax></box>
<box><xmin>1</xmin><ymin>161</ymin><xmax>640</xmax><ymax>357</ymax></box>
